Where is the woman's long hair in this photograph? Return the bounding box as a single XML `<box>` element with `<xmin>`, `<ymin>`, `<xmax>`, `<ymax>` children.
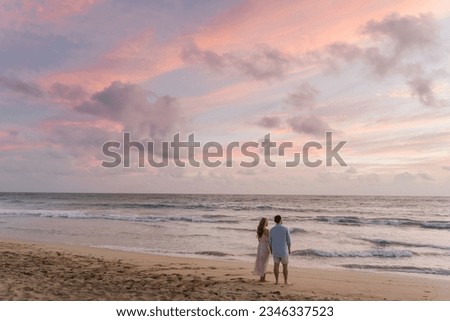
<box><xmin>256</xmin><ymin>218</ymin><xmax>267</xmax><ymax>240</ymax></box>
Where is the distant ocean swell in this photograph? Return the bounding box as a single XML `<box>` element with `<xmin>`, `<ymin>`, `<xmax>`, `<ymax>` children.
<box><xmin>0</xmin><ymin>210</ymin><xmax>239</xmax><ymax>224</ymax></box>
<box><xmin>1</xmin><ymin>209</ymin><xmax>449</xmax><ymax>231</ymax></box>
<box><xmin>291</xmin><ymin>249</ymin><xmax>414</xmax><ymax>258</ymax></box>
<box><xmin>341</xmin><ymin>264</ymin><xmax>450</xmax><ymax>276</ymax></box>
<box><xmin>315</xmin><ymin>216</ymin><xmax>450</xmax><ymax>230</ymax></box>
<box><xmin>358</xmin><ymin>238</ymin><xmax>450</xmax><ymax>251</ymax></box>
<box><xmin>1</xmin><ymin>198</ymin><xmax>381</xmax><ymax>215</ymax></box>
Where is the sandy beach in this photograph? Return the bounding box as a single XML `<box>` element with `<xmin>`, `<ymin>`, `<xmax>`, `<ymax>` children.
<box><xmin>1</xmin><ymin>239</ymin><xmax>449</xmax><ymax>301</ymax></box>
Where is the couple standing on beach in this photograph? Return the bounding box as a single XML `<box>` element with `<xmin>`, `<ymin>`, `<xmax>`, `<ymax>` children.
<box><xmin>254</xmin><ymin>215</ymin><xmax>292</xmax><ymax>285</ymax></box>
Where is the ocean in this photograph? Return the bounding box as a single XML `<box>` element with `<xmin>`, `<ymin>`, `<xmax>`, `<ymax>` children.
<box><xmin>0</xmin><ymin>193</ymin><xmax>449</xmax><ymax>278</ymax></box>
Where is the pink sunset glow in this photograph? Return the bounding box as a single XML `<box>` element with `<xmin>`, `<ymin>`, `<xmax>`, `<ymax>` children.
<box><xmin>0</xmin><ymin>0</ymin><xmax>449</xmax><ymax>195</ymax></box>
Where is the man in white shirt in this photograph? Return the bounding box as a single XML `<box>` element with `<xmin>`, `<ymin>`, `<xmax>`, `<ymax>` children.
<box><xmin>269</xmin><ymin>215</ymin><xmax>292</xmax><ymax>285</ymax></box>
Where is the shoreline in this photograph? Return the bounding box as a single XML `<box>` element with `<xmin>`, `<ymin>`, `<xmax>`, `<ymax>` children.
<box><xmin>1</xmin><ymin>238</ymin><xmax>449</xmax><ymax>300</ymax></box>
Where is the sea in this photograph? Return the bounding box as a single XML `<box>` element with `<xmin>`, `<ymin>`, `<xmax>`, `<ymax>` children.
<box><xmin>0</xmin><ymin>193</ymin><xmax>449</xmax><ymax>278</ymax></box>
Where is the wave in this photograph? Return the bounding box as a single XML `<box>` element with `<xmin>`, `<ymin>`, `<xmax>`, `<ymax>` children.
<box><xmin>316</xmin><ymin>216</ymin><xmax>361</xmax><ymax>225</ymax></box>
<box><xmin>195</xmin><ymin>251</ymin><xmax>229</xmax><ymax>257</ymax></box>
<box><xmin>420</xmin><ymin>221</ymin><xmax>450</xmax><ymax>229</ymax></box>
<box><xmin>28</xmin><ymin>201</ymin><xmax>376</xmax><ymax>215</ymax></box>
<box><xmin>202</xmin><ymin>214</ymin><xmax>230</xmax><ymax>219</ymax></box>
<box><xmin>289</xmin><ymin>227</ymin><xmax>307</xmax><ymax>234</ymax></box>
<box><xmin>216</xmin><ymin>227</ymin><xmax>255</xmax><ymax>232</ymax></box>
<box><xmin>341</xmin><ymin>264</ymin><xmax>450</xmax><ymax>276</ymax></box>
<box><xmin>0</xmin><ymin>209</ymin><xmax>239</xmax><ymax>224</ymax></box>
<box><xmin>358</xmin><ymin>238</ymin><xmax>450</xmax><ymax>251</ymax></box>
<box><xmin>291</xmin><ymin>248</ymin><xmax>414</xmax><ymax>258</ymax></box>
<box><xmin>5</xmin><ymin>199</ymin><xmax>24</xmax><ymax>204</ymax></box>
<box><xmin>49</xmin><ymin>202</ymin><xmax>302</xmax><ymax>213</ymax></box>
<box><xmin>230</xmin><ymin>205</ymin><xmax>302</xmax><ymax>212</ymax></box>
<box><xmin>315</xmin><ymin>216</ymin><xmax>450</xmax><ymax>230</ymax></box>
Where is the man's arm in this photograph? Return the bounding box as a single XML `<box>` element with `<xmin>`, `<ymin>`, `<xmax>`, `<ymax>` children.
<box><xmin>269</xmin><ymin>232</ymin><xmax>273</xmax><ymax>254</ymax></box>
<box><xmin>286</xmin><ymin>228</ymin><xmax>291</xmax><ymax>254</ymax></box>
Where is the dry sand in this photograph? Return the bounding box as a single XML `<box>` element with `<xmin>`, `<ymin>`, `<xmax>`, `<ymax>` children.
<box><xmin>1</xmin><ymin>239</ymin><xmax>449</xmax><ymax>300</ymax></box>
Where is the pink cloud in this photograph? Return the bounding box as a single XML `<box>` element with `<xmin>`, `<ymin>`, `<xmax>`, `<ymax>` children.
<box><xmin>185</xmin><ymin>0</ymin><xmax>449</xmax><ymax>62</ymax></box>
<box><xmin>0</xmin><ymin>127</ymin><xmax>48</xmax><ymax>152</ymax></box>
<box><xmin>40</xmin><ymin>119</ymin><xmax>124</xmax><ymax>134</ymax></box>
<box><xmin>0</xmin><ymin>76</ymin><xmax>43</xmax><ymax>97</ymax></box>
<box><xmin>74</xmin><ymin>81</ymin><xmax>182</xmax><ymax>139</ymax></box>
<box><xmin>103</xmin><ymin>29</ymin><xmax>155</xmax><ymax>61</ymax></box>
<box><xmin>180</xmin><ymin>81</ymin><xmax>260</xmax><ymax>115</ymax></box>
<box><xmin>0</xmin><ymin>0</ymin><xmax>102</xmax><ymax>28</ymax></box>
<box><xmin>0</xmin><ymin>130</ymin><xmax>11</xmax><ymax>140</ymax></box>
<box><xmin>181</xmin><ymin>42</ymin><xmax>293</xmax><ymax>80</ymax></box>
<box><xmin>40</xmin><ymin>34</ymin><xmax>184</xmax><ymax>93</ymax></box>
<box><xmin>0</xmin><ymin>142</ymin><xmax>47</xmax><ymax>152</ymax></box>
<box><xmin>288</xmin><ymin>115</ymin><xmax>332</xmax><ymax>137</ymax></box>
<box><xmin>256</xmin><ymin>116</ymin><xmax>282</xmax><ymax>129</ymax></box>
<box><xmin>38</xmin><ymin>118</ymin><xmax>123</xmax><ymax>161</ymax></box>
<box><xmin>0</xmin><ymin>76</ymin><xmax>89</xmax><ymax>107</ymax></box>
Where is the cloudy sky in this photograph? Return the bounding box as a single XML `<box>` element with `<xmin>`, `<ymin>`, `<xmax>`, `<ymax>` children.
<box><xmin>1</xmin><ymin>0</ymin><xmax>449</xmax><ymax>195</ymax></box>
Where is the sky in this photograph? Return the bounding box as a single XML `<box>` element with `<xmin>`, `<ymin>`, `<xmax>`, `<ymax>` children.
<box><xmin>0</xmin><ymin>0</ymin><xmax>450</xmax><ymax>196</ymax></box>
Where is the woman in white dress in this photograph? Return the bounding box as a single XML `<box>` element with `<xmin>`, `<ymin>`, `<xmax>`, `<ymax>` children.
<box><xmin>253</xmin><ymin>217</ymin><xmax>270</xmax><ymax>282</ymax></box>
